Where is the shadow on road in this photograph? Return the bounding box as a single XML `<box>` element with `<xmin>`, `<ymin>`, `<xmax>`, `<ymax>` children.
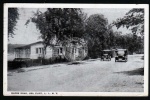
<box><xmin>115</xmin><ymin>68</ymin><xmax>144</xmax><ymax>76</ymax></box>
<box><xmin>68</xmin><ymin>61</ymin><xmax>84</xmax><ymax>65</ymax></box>
<box><xmin>87</xmin><ymin>59</ymin><xmax>97</xmax><ymax>62</ymax></box>
<box><xmin>115</xmin><ymin>60</ymin><xmax>127</xmax><ymax>62</ymax></box>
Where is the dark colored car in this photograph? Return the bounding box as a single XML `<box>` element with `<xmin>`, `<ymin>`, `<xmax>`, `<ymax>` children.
<box><xmin>101</xmin><ymin>50</ymin><xmax>111</xmax><ymax>61</ymax></box>
<box><xmin>115</xmin><ymin>49</ymin><xmax>128</xmax><ymax>62</ymax></box>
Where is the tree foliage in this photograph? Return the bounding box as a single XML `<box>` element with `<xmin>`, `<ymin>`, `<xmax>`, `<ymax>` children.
<box><xmin>84</xmin><ymin>12</ymin><xmax>144</xmax><ymax>57</ymax></box>
<box><xmin>8</xmin><ymin>8</ymin><xmax>19</xmax><ymax>38</ymax></box>
<box><xmin>26</xmin><ymin>8</ymin><xmax>86</xmax><ymax>47</ymax></box>
<box><xmin>113</xmin><ymin>32</ymin><xmax>144</xmax><ymax>54</ymax></box>
<box><xmin>113</xmin><ymin>8</ymin><xmax>144</xmax><ymax>36</ymax></box>
<box><xmin>112</xmin><ymin>8</ymin><xmax>144</xmax><ymax>54</ymax></box>
<box><xmin>26</xmin><ymin>9</ymin><xmax>144</xmax><ymax>58</ymax></box>
<box><xmin>84</xmin><ymin>14</ymin><xmax>111</xmax><ymax>58</ymax></box>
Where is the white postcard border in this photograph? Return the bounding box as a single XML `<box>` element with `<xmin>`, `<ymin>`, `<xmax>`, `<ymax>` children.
<box><xmin>3</xmin><ymin>3</ymin><xmax>149</xmax><ymax>96</ymax></box>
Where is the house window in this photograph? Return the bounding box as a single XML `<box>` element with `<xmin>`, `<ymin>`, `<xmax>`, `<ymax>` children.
<box><xmin>45</xmin><ymin>48</ymin><xmax>46</xmax><ymax>54</ymax></box>
<box><xmin>60</xmin><ymin>48</ymin><xmax>63</xmax><ymax>53</ymax></box>
<box><xmin>39</xmin><ymin>48</ymin><xmax>41</xmax><ymax>53</ymax></box>
<box><xmin>42</xmin><ymin>48</ymin><xmax>44</xmax><ymax>54</ymax></box>
<box><xmin>36</xmin><ymin>48</ymin><xmax>38</xmax><ymax>54</ymax></box>
<box><xmin>36</xmin><ymin>47</ymin><xmax>45</xmax><ymax>54</ymax></box>
<box><xmin>58</xmin><ymin>49</ymin><xmax>59</xmax><ymax>54</ymax></box>
<box><xmin>72</xmin><ymin>48</ymin><xmax>74</xmax><ymax>54</ymax></box>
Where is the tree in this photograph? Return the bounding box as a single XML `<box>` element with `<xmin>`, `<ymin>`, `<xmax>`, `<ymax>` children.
<box><xmin>26</xmin><ymin>8</ymin><xmax>86</xmax><ymax>47</ymax></box>
<box><xmin>106</xmin><ymin>25</ymin><xmax>115</xmax><ymax>48</ymax></box>
<box><xmin>8</xmin><ymin>8</ymin><xmax>19</xmax><ymax>38</ymax></box>
<box><xmin>84</xmin><ymin>14</ymin><xmax>109</xmax><ymax>58</ymax></box>
<box><xmin>112</xmin><ymin>8</ymin><xmax>144</xmax><ymax>36</ymax></box>
<box><xmin>112</xmin><ymin>32</ymin><xmax>144</xmax><ymax>54</ymax></box>
<box><xmin>112</xmin><ymin>8</ymin><xmax>144</xmax><ymax>54</ymax></box>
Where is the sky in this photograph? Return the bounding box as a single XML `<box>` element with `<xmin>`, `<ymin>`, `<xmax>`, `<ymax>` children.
<box><xmin>8</xmin><ymin>8</ymin><xmax>132</xmax><ymax>44</ymax></box>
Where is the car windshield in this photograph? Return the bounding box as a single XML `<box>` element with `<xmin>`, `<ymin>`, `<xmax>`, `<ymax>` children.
<box><xmin>117</xmin><ymin>50</ymin><xmax>125</xmax><ymax>55</ymax></box>
<box><xmin>103</xmin><ymin>51</ymin><xmax>110</xmax><ymax>54</ymax></box>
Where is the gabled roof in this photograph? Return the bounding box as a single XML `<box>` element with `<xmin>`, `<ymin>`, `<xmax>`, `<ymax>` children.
<box><xmin>15</xmin><ymin>41</ymin><xmax>43</xmax><ymax>49</ymax></box>
<box><xmin>14</xmin><ymin>41</ymin><xmax>64</xmax><ymax>49</ymax></box>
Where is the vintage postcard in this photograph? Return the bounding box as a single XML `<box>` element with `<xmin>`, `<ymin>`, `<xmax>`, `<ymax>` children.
<box><xmin>3</xmin><ymin>4</ymin><xmax>149</xmax><ymax>96</ymax></box>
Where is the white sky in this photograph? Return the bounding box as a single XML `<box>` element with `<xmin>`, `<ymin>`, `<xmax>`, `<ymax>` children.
<box><xmin>8</xmin><ymin>8</ymin><xmax>132</xmax><ymax>44</ymax></box>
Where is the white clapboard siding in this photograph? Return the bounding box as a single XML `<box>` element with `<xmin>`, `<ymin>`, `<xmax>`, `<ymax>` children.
<box><xmin>14</xmin><ymin>42</ymin><xmax>56</xmax><ymax>60</ymax></box>
<box><xmin>30</xmin><ymin>43</ymin><xmax>44</xmax><ymax>59</ymax></box>
<box><xmin>44</xmin><ymin>47</ymin><xmax>53</xmax><ymax>59</ymax></box>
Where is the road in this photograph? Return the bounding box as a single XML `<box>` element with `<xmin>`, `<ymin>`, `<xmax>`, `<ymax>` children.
<box><xmin>8</xmin><ymin>54</ymin><xmax>144</xmax><ymax>92</ymax></box>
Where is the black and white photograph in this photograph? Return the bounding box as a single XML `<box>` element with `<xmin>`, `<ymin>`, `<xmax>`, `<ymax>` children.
<box><xmin>3</xmin><ymin>4</ymin><xmax>149</xmax><ymax>96</ymax></box>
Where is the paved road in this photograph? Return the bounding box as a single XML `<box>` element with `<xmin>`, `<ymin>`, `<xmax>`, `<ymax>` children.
<box><xmin>8</xmin><ymin>54</ymin><xmax>144</xmax><ymax>92</ymax></box>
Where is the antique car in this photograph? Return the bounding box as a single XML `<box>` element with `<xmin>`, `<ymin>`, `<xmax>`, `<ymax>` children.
<box><xmin>101</xmin><ymin>50</ymin><xmax>112</xmax><ymax>61</ymax></box>
<box><xmin>115</xmin><ymin>49</ymin><xmax>128</xmax><ymax>62</ymax></box>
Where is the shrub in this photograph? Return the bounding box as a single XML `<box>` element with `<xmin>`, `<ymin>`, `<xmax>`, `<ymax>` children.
<box><xmin>8</xmin><ymin>56</ymin><xmax>69</xmax><ymax>70</ymax></box>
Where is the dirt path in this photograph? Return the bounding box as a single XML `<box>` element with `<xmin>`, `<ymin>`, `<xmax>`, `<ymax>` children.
<box><xmin>8</xmin><ymin>54</ymin><xmax>144</xmax><ymax>92</ymax></box>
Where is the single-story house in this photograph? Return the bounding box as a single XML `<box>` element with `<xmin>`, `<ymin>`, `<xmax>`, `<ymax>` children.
<box><xmin>14</xmin><ymin>41</ymin><xmax>63</xmax><ymax>60</ymax></box>
<box><xmin>13</xmin><ymin>40</ymin><xmax>88</xmax><ymax>61</ymax></box>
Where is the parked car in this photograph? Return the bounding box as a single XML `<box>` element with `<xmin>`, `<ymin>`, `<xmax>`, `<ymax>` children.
<box><xmin>115</xmin><ymin>49</ymin><xmax>128</xmax><ymax>62</ymax></box>
<box><xmin>101</xmin><ymin>50</ymin><xmax>111</xmax><ymax>61</ymax></box>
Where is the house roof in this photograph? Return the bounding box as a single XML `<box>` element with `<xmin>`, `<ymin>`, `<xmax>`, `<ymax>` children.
<box><xmin>15</xmin><ymin>41</ymin><xmax>43</xmax><ymax>49</ymax></box>
<box><xmin>14</xmin><ymin>41</ymin><xmax>62</xmax><ymax>49</ymax></box>
<box><xmin>8</xmin><ymin>44</ymin><xmax>27</xmax><ymax>53</ymax></box>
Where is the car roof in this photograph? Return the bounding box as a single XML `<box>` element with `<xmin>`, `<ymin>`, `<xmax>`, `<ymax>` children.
<box><xmin>102</xmin><ymin>50</ymin><xmax>111</xmax><ymax>51</ymax></box>
<box><xmin>115</xmin><ymin>49</ymin><xmax>127</xmax><ymax>51</ymax></box>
